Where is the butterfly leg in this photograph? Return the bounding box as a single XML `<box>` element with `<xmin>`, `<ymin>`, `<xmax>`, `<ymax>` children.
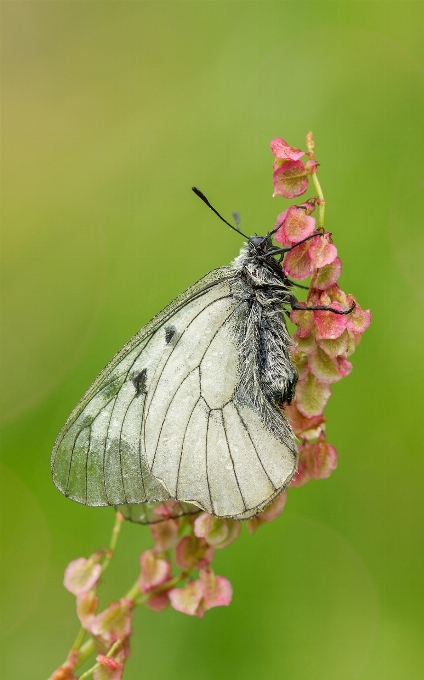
<box><xmin>290</xmin><ymin>296</ymin><xmax>356</xmax><ymax>315</ymax></box>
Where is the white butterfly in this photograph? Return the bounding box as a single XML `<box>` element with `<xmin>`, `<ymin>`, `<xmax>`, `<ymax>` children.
<box><xmin>51</xmin><ymin>189</ymin><xmax>350</xmax><ymax>522</ymax></box>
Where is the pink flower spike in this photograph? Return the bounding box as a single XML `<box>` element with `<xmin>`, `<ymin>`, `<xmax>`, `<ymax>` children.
<box><xmin>270</xmin><ymin>138</ymin><xmax>305</xmax><ymax>161</ymax></box>
<box><xmin>295</xmin><ymin>373</ymin><xmax>332</xmax><ymax>418</ymax></box>
<box><xmin>345</xmin><ymin>302</ymin><xmax>372</xmax><ymax>334</ymax></box>
<box><xmin>309</xmin><ymin>234</ymin><xmax>337</xmax><ymax>268</ymax></box>
<box><xmin>199</xmin><ymin>568</ymin><xmax>233</xmax><ymax>610</ymax></box>
<box><xmin>311</xmin><ymin>257</ymin><xmax>342</xmax><ymax>290</ymax></box>
<box><xmin>169</xmin><ymin>580</ymin><xmax>204</xmax><ymax>618</ymax></box>
<box><xmin>273</xmin><ymin>160</ymin><xmax>309</xmax><ymax>199</ymax></box>
<box><xmin>283</xmin><ymin>241</ymin><xmax>314</xmax><ymax>280</ymax></box>
<box><xmin>246</xmin><ymin>491</ymin><xmax>287</xmax><ymax>534</ymax></box>
<box><xmin>314</xmin><ymin>304</ymin><xmax>348</xmax><ymax>340</ymax></box>
<box><xmin>139</xmin><ymin>549</ymin><xmax>172</xmax><ymax>594</ymax></box>
<box><xmin>151</xmin><ymin>518</ymin><xmax>179</xmax><ymax>551</ymax></box>
<box><xmin>308</xmin><ymin>347</ymin><xmax>344</xmax><ymax>384</ymax></box>
<box><xmin>89</xmin><ymin>599</ymin><xmax>133</xmax><ymax>644</ymax></box>
<box><xmin>175</xmin><ymin>534</ymin><xmax>214</xmax><ymax>570</ymax></box>
<box><xmin>64</xmin><ymin>558</ymin><xmax>102</xmax><ymax>596</ymax></box>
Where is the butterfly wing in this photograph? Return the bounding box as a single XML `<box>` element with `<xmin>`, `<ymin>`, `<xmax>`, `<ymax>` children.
<box><xmin>142</xmin><ymin>290</ymin><xmax>298</xmax><ymax>519</ymax></box>
<box><xmin>52</xmin><ymin>265</ymin><xmax>298</xmax><ymax>519</ymax></box>
<box><xmin>51</xmin><ymin>267</ymin><xmax>235</xmax><ymax>507</ymax></box>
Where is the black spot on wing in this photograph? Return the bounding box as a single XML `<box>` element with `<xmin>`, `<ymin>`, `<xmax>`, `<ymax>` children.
<box><xmin>132</xmin><ymin>368</ymin><xmax>147</xmax><ymax>395</ymax></box>
<box><xmin>165</xmin><ymin>325</ymin><xmax>176</xmax><ymax>343</ymax></box>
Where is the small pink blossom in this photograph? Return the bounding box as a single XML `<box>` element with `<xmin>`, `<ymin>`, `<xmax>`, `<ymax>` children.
<box><xmin>139</xmin><ymin>549</ymin><xmax>172</xmax><ymax>593</ymax></box>
<box><xmin>285</xmin><ymin>402</ymin><xmax>326</xmax><ymax>439</ymax></box>
<box><xmin>317</xmin><ymin>330</ymin><xmax>349</xmax><ymax>358</ymax></box>
<box><xmin>76</xmin><ymin>590</ymin><xmax>98</xmax><ymax>628</ymax></box>
<box><xmin>169</xmin><ymin>568</ymin><xmax>232</xmax><ymax>618</ymax></box>
<box><xmin>274</xmin><ymin>206</ymin><xmax>316</xmax><ymax>246</ymax></box>
<box><xmin>88</xmin><ymin>599</ymin><xmax>133</xmax><ymax>644</ymax></box>
<box><xmin>64</xmin><ymin>557</ymin><xmax>102</xmax><ymax>596</ymax></box>
<box><xmin>94</xmin><ymin>655</ymin><xmax>123</xmax><ymax>680</ymax></box>
<box><xmin>169</xmin><ymin>580</ymin><xmax>204</xmax><ymax>617</ymax></box>
<box><xmin>175</xmin><ymin>534</ymin><xmax>214</xmax><ymax>570</ymax></box>
<box><xmin>270</xmin><ymin>138</ymin><xmax>305</xmax><ymax>161</ymax></box>
<box><xmin>295</xmin><ymin>372</ymin><xmax>332</xmax><ymax>418</ymax></box>
<box><xmin>273</xmin><ymin>160</ymin><xmax>309</xmax><ymax>199</ymax></box>
<box><xmin>246</xmin><ymin>491</ymin><xmax>287</xmax><ymax>534</ymax></box>
<box><xmin>314</xmin><ymin>303</ymin><xmax>348</xmax><ymax>340</ymax></box>
<box><xmin>308</xmin><ymin>347</ymin><xmax>345</xmax><ymax>383</ymax></box>
<box><xmin>345</xmin><ymin>300</ymin><xmax>372</xmax><ymax>333</ymax></box>
<box><xmin>194</xmin><ymin>514</ymin><xmax>241</xmax><ymax>549</ymax></box>
<box><xmin>290</xmin><ymin>304</ymin><xmax>314</xmax><ymax>338</ymax></box>
<box><xmin>309</xmin><ymin>234</ymin><xmax>337</xmax><ymax>268</ymax></box>
<box><xmin>311</xmin><ymin>257</ymin><xmax>342</xmax><ymax>290</ymax></box>
<box><xmin>283</xmin><ymin>240</ymin><xmax>314</xmax><ymax>279</ymax></box>
<box><xmin>151</xmin><ymin>518</ymin><xmax>179</xmax><ymax>551</ymax></box>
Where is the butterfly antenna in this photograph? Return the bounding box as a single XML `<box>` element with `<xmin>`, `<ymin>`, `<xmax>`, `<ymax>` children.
<box><xmin>192</xmin><ymin>187</ymin><xmax>249</xmax><ymax>239</ymax></box>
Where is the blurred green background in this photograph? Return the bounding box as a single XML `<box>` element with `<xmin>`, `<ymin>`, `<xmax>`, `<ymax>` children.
<box><xmin>1</xmin><ymin>2</ymin><xmax>424</xmax><ymax>679</ymax></box>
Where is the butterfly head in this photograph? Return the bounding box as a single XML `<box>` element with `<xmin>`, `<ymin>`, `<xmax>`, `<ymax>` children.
<box><xmin>248</xmin><ymin>235</ymin><xmax>272</xmax><ymax>252</ymax></box>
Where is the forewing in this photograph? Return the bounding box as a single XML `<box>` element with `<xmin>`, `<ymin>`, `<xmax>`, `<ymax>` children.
<box><xmin>143</xmin><ymin>297</ymin><xmax>298</xmax><ymax>519</ymax></box>
<box><xmin>51</xmin><ymin>268</ymin><xmax>235</xmax><ymax>506</ymax></box>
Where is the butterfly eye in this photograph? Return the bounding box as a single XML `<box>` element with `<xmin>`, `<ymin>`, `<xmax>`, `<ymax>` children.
<box><xmin>249</xmin><ymin>236</ymin><xmax>266</xmax><ymax>248</ymax></box>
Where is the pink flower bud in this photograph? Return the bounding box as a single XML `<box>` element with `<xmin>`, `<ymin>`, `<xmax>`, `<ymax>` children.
<box><xmin>273</xmin><ymin>160</ymin><xmax>309</xmax><ymax>199</ymax></box>
<box><xmin>146</xmin><ymin>592</ymin><xmax>170</xmax><ymax>612</ymax></box>
<box><xmin>194</xmin><ymin>514</ymin><xmax>241</xmax><ymax>549</ymax></box>
<box><xmin>311</xmin><ymin>435</ymin><xmax>338</xmax><ymax>479</ymax></box>
<box><xmin>309</xmin><ymin>234</ymin><xmax>337</xmax><ymax>268</ymax></box>
<box><xmin>283</xmin><ymin>241</ymin><xmax>314</xmax><ymax>280</ymax></box>
<box><xmin>292</xmin><ymin>331</ymin><xmax>317</xmax><ymax>354</ymax></box>
<box><xmin>96</xmin><ymin>655</ymin><xmax>123</xmax><ymax>672</ymax></box>
<box><xmin>150</xmin><ymin>518</ymin><xmax>179</xmax><ymax>551</ymax></box>
<box><xmin>311</xmin><ymin>257</ymin><xmax>342</xmax><ymax>290</ymax></box>
<box><xmin>175</xmin><ymin>534</ymin><xmax>214</xmax><ymax>570</ymax></box>
<box><xmin>64</xmin><ymin>557</ymin><xmax>102</xmax><ymax>596</ymax></box>
<box><xmin>270</xmin><ymin>138</ymin><xmax>305</xmax><ymax>161</ymax></box>
<box><xmin>139</xmin><ymin>549</ymin><xmax>172</xmax><ymax>593</ymax></box>
<box><xmin>305</xmin><ymin>159</ymin><xmax>319</xmax><ymax>173</ymax></box>
<box><xmin>274</xmin><ymin>206</ymin><xmax>316</xmax><ymax>246</ymax></box>
<box><xmin>246</xmin><ymin>491</ymin><xmax>287</xmax><ymax>533</ymax></box>
<box><xmin>295</xmin><ymin>372</ymin><xmax>332</xmax><ymax>418</ymax></box>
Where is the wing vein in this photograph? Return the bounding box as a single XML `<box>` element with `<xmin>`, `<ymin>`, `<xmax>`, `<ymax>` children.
<box><xmin>233</xmin><ymin>401</ymin><xmax>276</xmax><ymax>491</ymax></box>
<box><xmin>175</xmin><ymin>390</ymin><xmax>202</xmax><ymax>498</ymax></box>
<box><xmin>221</xmin><ymin>409</ymin><xmax>247</xmax><ymax>511</ymax></box>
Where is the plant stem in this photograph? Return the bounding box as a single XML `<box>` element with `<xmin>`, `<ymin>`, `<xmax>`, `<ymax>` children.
<box><xmin>102</xmin><ymin>510</ymin><xmax>125</xmax><ymax>573</ymax></box>
<box><xmin>306</xmin><ymin>131</ymin><xmax>325</xmax><ymax>229</ymax></box>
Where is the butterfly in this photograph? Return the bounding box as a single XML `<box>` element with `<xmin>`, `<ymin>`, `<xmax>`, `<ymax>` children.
<box><xmin>51</xmin><ymin>189</ymin><xmax>353</xmax><ymax>522</ymax></box>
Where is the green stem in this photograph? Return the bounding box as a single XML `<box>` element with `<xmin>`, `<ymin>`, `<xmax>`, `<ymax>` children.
<box><xmin>69</xmin><ymin>626</ymin><xmax>86</xmax><ymax>655</ymax></box>
<box><xmin>101</xmin><ymin>510</ymin><xmax>124</xmax><ymax>573</ymax></box>
<box><xmin>306</xmin><ymin>131</ymin><xmax>325</xmax><ymax>229</ymax></box>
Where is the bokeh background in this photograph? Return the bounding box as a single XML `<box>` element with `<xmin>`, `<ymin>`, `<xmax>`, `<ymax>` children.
<box><xmin>1</xmin><ymin>2</ymin><xmax>424</xmax><ymax>679</ymax></box>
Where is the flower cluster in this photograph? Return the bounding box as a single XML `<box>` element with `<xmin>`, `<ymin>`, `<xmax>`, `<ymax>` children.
<box><xmin>49</xmin><ymin>134</ymin><xmax>370</xmax><ymax>679</ymax></box>
<box><xmin>271</xmin><ymin>134</ymin><xmax>371</xmax><ymax>487</ymax></box>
